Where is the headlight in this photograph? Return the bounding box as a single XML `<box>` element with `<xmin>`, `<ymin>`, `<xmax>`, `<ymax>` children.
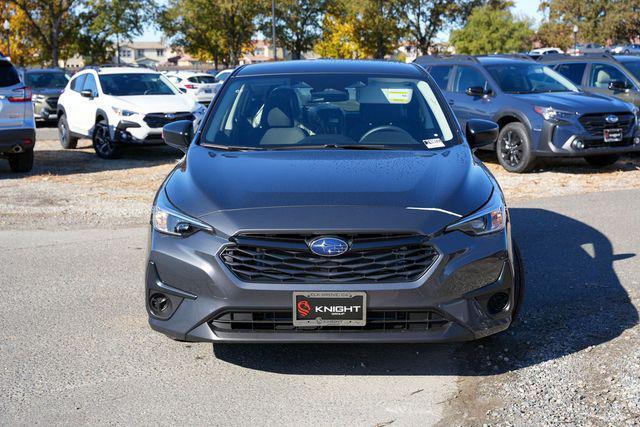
<box><xmin>534</xmin><ymin>106</ymin><xmax>577</xmax><ymax>123</ymax></box>
<box><xmin>112</xmin><ymin>106</ymin><xmax>138</xmax><ymax>117</ymax></box>
<box><xmin>152</xmin><ymin>190</ymin><xmax>213</xmax><ymax>236</ymax></box>
<box><xmin>446</xmin><ymin>190</ymin><xmax>506</xmax><ymax>236</ymax></box>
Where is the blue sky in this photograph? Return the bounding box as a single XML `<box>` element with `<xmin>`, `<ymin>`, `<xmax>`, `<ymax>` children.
<box><xmin>136</xmin><ymin>0</ymin><xmax>543</xmax><ymax>42</ymax></box>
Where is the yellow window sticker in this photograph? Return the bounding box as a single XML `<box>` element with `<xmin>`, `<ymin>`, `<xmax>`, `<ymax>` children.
<box><xmin>381</xmin><ymin>88</ymin><xmax>413</xmax><ymax>104</ymax></box>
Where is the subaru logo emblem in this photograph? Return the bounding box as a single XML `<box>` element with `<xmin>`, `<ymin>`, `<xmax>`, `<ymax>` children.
<box><xmin>605</xmin><ymin>114</ymin><xmax>619</xmax><ymax>124</ymax></box>
<box><xmin>308</xmin><ymin>237</ymin><xmax>349</xmax><ymax>257</ymax></box>
<box><xmin>165</xmin><ymin>113</ymin><xmax>176</xmax><ymax>119</ymax></box>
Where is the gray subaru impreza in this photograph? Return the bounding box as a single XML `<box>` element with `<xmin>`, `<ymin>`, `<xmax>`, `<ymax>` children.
<box><xmin>146</xmin><ymin>60</ymin><xmax>525</xmax><ymax>343</ymax></box>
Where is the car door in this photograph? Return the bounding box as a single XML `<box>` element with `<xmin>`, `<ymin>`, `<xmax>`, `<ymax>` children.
<box><xmin>61</xmin><ymin>73</ymin><xmax>86</xmax><ymax>133</ymax></box>
<box><xmin>447</xmin><ymin>65</ymin><xmax>496</xmax><ymax>128</ymax></box>
<box><xmin>553</xmin><ymin>62</ymin><xmax>587</xmax><ymax>88</ymax></box>
<box><xmin>586</xmin><ymin>62</ymin><xmax>640</xmax><ymax>107</ymax></box>
<box><xmin>72</xmin><ymin>73</ymin><xmax>100</xmax><ymax>136</ymax></box>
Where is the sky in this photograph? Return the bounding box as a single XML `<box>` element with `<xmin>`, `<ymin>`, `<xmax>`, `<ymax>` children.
<box><xmin>135</xmin><ymin>0</ymin><xmax>544</xmax><ymax>42</ymax></box>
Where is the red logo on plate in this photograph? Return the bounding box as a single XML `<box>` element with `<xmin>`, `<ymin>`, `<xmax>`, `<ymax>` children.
<box><xmin>297</xmin><ymin>300</ymin><xmax>311</xmax><ymax>317</ymax></box>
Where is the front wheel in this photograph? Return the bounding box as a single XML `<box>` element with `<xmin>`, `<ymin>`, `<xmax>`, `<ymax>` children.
<box><xmin>496</xmin><ymin>122</ymin><xmax>538</xmax><ymax>173</ymax></box>
<box><xmin>58</xmin><ymin>115</ymin><xmax>78</xmax><ymax>149</ymax></box>
<box><xmin>584</xmin><ymin>154</ymin><xmax>619</xmax><ymax>167</ymax></box>
<box><xmin>8</xmin><ymin>149</ymin><xmax>34</xmax><ymax>173</ymax></box>
<box><xmin>92</xmin><ymin>119</ymin><xmax>123</xmax><ymax>159</ymax></box>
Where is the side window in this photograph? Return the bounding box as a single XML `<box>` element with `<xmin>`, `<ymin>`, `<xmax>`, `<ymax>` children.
<box><xmin>82</xmin><ymin>74</ymin><xmax>98</xmax><ymax>96</ymax></box>
<box><xmin>428</xmin><ymin>66</ymin><xmax>453</xmax><ymax>91</ymax></box>
<box><xmin>70</xmin><ymin>74</ymin><xmax>86</xmax><ymax>92</ymax></box>
<box><xmin>589</xmin><ymin>63</ymin><xmax>633</xmax><ymax>89</ymax></box>
<box><xmin>453</xmin><ymin>66</ymin><xmax>488</xmax><ymax>93</ymax></box>
<box><xmin>554</xmin><ymin>63</ymin><xmax>586</xmax><ymax>85</ymax></box>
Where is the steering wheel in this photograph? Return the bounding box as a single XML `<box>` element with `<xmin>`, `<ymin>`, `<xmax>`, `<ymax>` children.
<box><xmin>359</xmin><ymin>125</ymin><xmax>412</xmax><ymax>143</ymax></box>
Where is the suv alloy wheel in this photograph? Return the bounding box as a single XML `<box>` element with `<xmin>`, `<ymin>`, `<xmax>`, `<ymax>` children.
<box><xmin>92</xmin><ymin>118</ymin><xmax>123</xmax><ymax>159</ymax></box>
<box><xmin>496</xmin><ymin>122</ymin><xmax>537</xmax><ymax>173</ymax></box>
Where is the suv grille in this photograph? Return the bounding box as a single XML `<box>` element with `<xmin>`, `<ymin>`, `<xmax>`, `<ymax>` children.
<box><xmin>211</xmin><ymin>310</ymin><xmax>448</xmax><ymax>333</ymax></box>
<box><xmin>579</xmin><ymin>112</ymin><xmax>635</xmax><ymax>137</ymax></box>
<box><xmin>45</xmin><ymin>97</ymin><xmax>58</xmax><ymax>109</ymax></box>
<box><xmin>143</xmin><ymin>112</ymin><xmax>194</xmax><ymax>128</ymax></box>
<box><xmin>220</xmin><ymin>233</ymin><xmax>439</xmax><ymax>283</ymax></box>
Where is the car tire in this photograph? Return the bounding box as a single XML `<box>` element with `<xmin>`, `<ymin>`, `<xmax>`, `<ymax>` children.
<box><xmin>8</xmin><ymin>149</ymin><xmax>34</xmax><ymax>173</ymax></box>
<box><xmin>496</xmin><ymin>122</ymin><xmax>538</xmax><ymax>173</ymax></box>
<box><xmin>584</xmin><ymin>154</ymin><xmax>619</xmax><ymax>167</ymax></box>
<box><xmin>511</xmin><ymin>239</ymin><xmax>525</xmax><ymax>322</ymax></box>
<box><xmin>58</xmin><ymin>115</ymin><xmax>78</xmax><ymax>149</ymax></box>
<box><xmin>92</xmin><ymin>119</ymin><xmax>123</xmax><ymax>159</ymax></box>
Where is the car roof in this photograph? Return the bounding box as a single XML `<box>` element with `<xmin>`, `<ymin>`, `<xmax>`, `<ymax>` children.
<box><xmin>537</xmin><ymin>53</ymin><xmax>617</xmax><ymax>63</ymax></box>
<box><xmin>236</xmin><ymin>60</ymin><xmax>424</xmax><ymax>78</ymax></box>
<box><xmin>414</xmin><ymin>55</ymin><xmax>534</xmax><ymax>67</ymax></box>
<box><xmin>615</xmin><ymin>55</ymin><xmax>640</xmax><ymax>63</ymax></box>
<box><xmin>23</xmin><ymin>68</ymin><xmax>66</xmax><ymax>73</ymax></box>
<box><xmin>89</xmin><ymin>67</ymin><xmax>159</xmax><ymax>75</ymax></box>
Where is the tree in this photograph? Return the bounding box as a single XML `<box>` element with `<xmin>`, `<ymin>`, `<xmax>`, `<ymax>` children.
<box><xmin>314</xmin><ymin>13</ymin><xmax>364</xmax><ymax>59</ymax></box>
<box><xmin>535</xmin><ymin>20</ymin><xmax>573</xmax><ymax>51</ymax></box>
<box><xmin>258</xmin><ymin>0</ymin><xmax>328</xmax><ymax>60</ymax></box>
<box><xmin>0</xmin><ymin>4</ymin><xmax>41</xmax><ymax>65</ymax></box>
<box><xmin>352</xmin><ymin>0</ymin><xmax>402</xmax><ymax>59</ymax></box>
<box><xmin>8</xmin><ymin>0</ymin><xmax>82</xmax><ymax>66</ymax></box>
<box><xmin>450</xmin><ymin>6</ymin><xmax>533</xmax><ymax>54</ymax></box>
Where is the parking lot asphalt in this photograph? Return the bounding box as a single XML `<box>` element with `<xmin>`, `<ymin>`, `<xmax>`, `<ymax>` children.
<box><xmin>1</xmin><ymin>127</ymin><xmax>639</xmax><ymax>425</ymax></box>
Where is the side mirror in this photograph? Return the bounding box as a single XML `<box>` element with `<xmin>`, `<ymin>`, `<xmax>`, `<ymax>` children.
<box><xmin>608</xmin><ymin>81</ymin><xmax>629</xmax><ymax>91</ymax></box>
<box><xmin>466</xmin><ymin>119</ymin><xmax>499</xmax><ymax>149</ymax></box>
<box><xmin>163</xmin><ymin>120</ymin><xmax>193</xmax><ymax>153</ymax></box>
<box><xmin>179</xmin><ymin>87</ymin><xmax>187</xmax><ymax>93</ymax></box>
<box><xmin>465</xmin><ymin>86</ymin><xmax>487</xmax><ymax>97</ymax></box>
<box><xmin>80</xmin><ymin>89</ymin><xmax>94</xmax><ymax>98</ymax></box>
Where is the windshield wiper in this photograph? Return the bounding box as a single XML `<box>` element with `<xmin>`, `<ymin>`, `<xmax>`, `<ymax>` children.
<box><xmin>202</xmin><ymin>143</ymin><xmax>264</xmax><ymax>151</ymax></box>
<box><xmin>267</xmin><ymin>144</ymin><xmax>399</xmax><ymax>151</ymax></box>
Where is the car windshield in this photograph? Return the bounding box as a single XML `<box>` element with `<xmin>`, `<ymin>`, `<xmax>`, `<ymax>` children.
<box><xmin>188</xmin><ymin>75</ymin><xmax>216</xmax><ymax>84</ymax></box>
<box><xmin>25</xmin><ymin>72</ymin><xmax>69</xmax><ymax>88</ymax></box>
<box><xmin>201</xmin><ymin>74</ymin><xmax>456</xmax><ymax>150</ymax></box>
<box><xmin>485</xmin><ymin>63</ymin><xmax>578</xmax><ymax>94</ymax></box>
<box><xmin>619</xmin><ymin>60</ymin><xmax>640</xmax><ymax>81</ymax></box>
<box><xmin>217</xmin><ymin>71</ymin><xmax>231</xmax><ymax>81</ymax></box>
<box><xmin>98</xmin><ymin>73</ymin><xmax>176</xmax><ymax>96</ymax></box>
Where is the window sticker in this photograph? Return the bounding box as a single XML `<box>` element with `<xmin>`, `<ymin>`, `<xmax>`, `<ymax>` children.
<box><xmin>381</xmin><ymin>88</ymin><xmax>413</xmax><ymax>104</ymax></box>
<box><xmin>423</xmin><ymin>138</ymin><xmax>445</xmax><ymax>149</ymax></box>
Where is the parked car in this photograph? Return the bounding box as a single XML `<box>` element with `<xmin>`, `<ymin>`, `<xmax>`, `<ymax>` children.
<box><xmin>416</xmin><ymin>55</ymin><xmax>640</xmax><ymax>172</ymax></box>
<box><xmin>0</xmin><ymin>58</ymin><xmax>35</xmax><ymax>172</ymax></box>
<box><xmin>146</xmin><ymin>60</ymin><xmax>525</xmax><ymax>344</ymax></box>
<box><xmin>210</xmin><ymin>68</ymin><xmax>234</xmax><ymax>96</ymax></box>
<box><xmin>18</xmin><ymin>68</ymin><xmax>69</xmax><ymax>122</ymax></box>
<box><xmin>539</xmin><ymin>54</ymin><xmax>640</xmax><ymax>108</ymax></box>
<box><xmin>529</xmin><ymin>47</ymin><xmax>564</xmax><ymax>56</ymax></box>
<box><xmin>57</xmin><ymin>66</ymin><xmax>207</xmax><ymax>159</ymax></box>
<box><xmin>611</xmin><ymin>44</ymin><xmax>640</xmax><ymax>54</ymax></box>
<box><xmin>567</xmin><ymin>43</ymin><xmax>608</xmax><ymax>55</ymax></box>
<box><xmin>165</xmin><ymin>71</ymin><xmax>217</xmax><ymax>105</ymax></box>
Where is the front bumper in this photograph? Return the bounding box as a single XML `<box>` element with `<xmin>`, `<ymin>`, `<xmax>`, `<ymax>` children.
<box><xmin>146</xmin><ymin>225</ymin><xmax>517</xmax><ymax>343</ymax></box>
<box><xmin>0</xmin><ymin>127</ymin><xmax>36</xmax><ymax>154</ymax></box>
<box><xmin>111</xmin><ymin>115</ymin><xmax>203</xmax><ymax>146</ymax></box>
<box><xmin>532</xmin><ymin>119</ymin><xmax>640</xmax><ymax>157</ymax></box>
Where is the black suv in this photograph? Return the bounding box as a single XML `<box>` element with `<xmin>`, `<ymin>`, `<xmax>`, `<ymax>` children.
<box><xmin>415</xmin><ymin>55</ymin><xmax>640</xmax><ymax>172</ymax></box>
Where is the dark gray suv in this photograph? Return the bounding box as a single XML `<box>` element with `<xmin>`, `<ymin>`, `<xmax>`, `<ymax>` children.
<box><xmin>145</xmin><ymin>60</ymin><xmax>524</xmax><ymax>344</ymax></box>
<box><xmin>416</xmin><ymin>55</ymin><xmax>640</xmax><ymax>172</ymax></box>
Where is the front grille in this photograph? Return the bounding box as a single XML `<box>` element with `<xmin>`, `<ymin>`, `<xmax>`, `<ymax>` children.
<box><xmin>579</xmin><ymin>112</ymin><xmax>635</xmax><ymax>137</ymax></box>
<box><xmin>220</xmin><ymin>233</ymin><xmax>439</xmax><ymax>283</ymax></box>
<box><xmin>143</xmin><ymin>112</ymin><xmax>194</xmax><ymax>128</ymax></box>
<box><xmin>45</xmin><ymin>97</ymin><xmax>58</xmax><ymax>109</ymax></box>
<box><xmin>211</xmin><ymin>310</ymin><xmax>449</xmax><ymax>333</ymax></box>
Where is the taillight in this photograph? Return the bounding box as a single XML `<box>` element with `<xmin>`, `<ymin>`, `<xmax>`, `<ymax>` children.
<box><xmin>184</xmin><ymin>84</ymin><xmax>197</xmax><ymax>89</ymax></box>
<box><xmin>8</xmin><ymin>86</ymin><xmax>32</xmax><ymax>102</ymax></box>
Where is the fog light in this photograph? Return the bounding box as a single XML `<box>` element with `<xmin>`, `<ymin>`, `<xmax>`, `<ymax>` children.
<box><xmin>634</xmin><ymin>137</ymin><xmax>640</xmax><ymax>145</ymax></box>
<box><xmin>149</xmin><ymin>293</ymin><xmax>171</xmax><ymax>315</ymax></box>
<box><xmin>572</xmin><ymin>139</ymin><xmax>584</xmax><ymax>150</ymax></box>
<box><xmin>487</xmin><ymin>292</ymin><xmax>510</xmax><ymax>315</ymax></box>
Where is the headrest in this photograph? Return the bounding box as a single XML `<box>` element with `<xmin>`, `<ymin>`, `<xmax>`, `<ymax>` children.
<box><xmin>262</xmin><ymin>87</ymin><xmax>300</xmax><ymax>128</ymax></box>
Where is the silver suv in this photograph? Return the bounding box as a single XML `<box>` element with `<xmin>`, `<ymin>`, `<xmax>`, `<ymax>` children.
<box><xmin>0</xmin><ymin>58</ymin><xmax>35</xmax><ymax>172</ymax></box>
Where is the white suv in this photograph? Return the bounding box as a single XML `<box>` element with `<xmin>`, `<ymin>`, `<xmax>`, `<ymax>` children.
<box><xmin>57</xmin><ymin>67</ymin><xmax>206</xmax><ymax>159</ymax></box>
<box><xmin>165</xmin><ymin>71</ymin><xmax>218</xmax><ymax>105</ymax></box>
<box><xmin>0</xmin><ymin>58</ymin><xmax>35</xmax><ymax>172</ymax></box>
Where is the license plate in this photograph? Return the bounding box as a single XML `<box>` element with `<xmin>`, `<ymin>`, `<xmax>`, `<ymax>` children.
<box><xmin>604</xmin><ymin>128</ymin><xmax>623</xmax><ymax>142</ymax></box>
<box><xmin>293</xmin><ymin>292</ymin><xmax>366</xmax><ymax>326</ymax></box>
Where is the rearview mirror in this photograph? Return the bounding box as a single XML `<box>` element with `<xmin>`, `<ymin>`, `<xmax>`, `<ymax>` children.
<box><xmin>465</xmin><ymin>86</ymin><xmax>487</xmax><ymax>97</ymax></box>
<box><xmin>163</xmin><ymin>120</ymin><xmax>193</xmax><ymax>153</ymax></box>
<box><xmin>608</xmin><ymin>80</ymin><xmax>629</xmax><ymax>91</ymax></box>
<box><xmin>466</xmin><ymin>119</ymin><xmax>499</xmax><ymax>149</ymax></box>
<box><xmin>80</xmin><ymin>89</ymin><xmax>94</xmax><ymax>98</ymax></box>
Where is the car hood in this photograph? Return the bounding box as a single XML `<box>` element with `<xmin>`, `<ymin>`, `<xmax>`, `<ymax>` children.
<box><xmin>164</xmin><ymin>144</ymin><xmax>494</xmax><ymax>237</ymax></box>
<box><xmin>111</xmin><ymin>94</ymin><xmax>198</xmax><ymax>113</ymax></box>
<box><xmin>513</xmin><ymin>91</ymin><xmax>633</xmax><ymax>113</ymax></box>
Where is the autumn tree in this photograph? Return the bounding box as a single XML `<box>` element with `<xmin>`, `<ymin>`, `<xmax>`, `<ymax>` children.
<box><xmin>314</xmin><ymin>13</ymin><xmax>364</xmax><ymax>59</ymax></box>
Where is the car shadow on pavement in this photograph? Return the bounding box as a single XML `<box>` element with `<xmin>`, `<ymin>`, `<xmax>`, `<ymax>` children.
<box><xmin>212</xmin><ymin>208</ymin><xmax>638</xmax><ymax>376</ymax></box>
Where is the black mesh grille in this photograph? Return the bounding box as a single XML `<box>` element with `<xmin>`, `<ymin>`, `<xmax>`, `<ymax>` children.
<box><xmin>220</xmin><ymin>233</ymin><xmax>439</xmax><ymax>283</ymax></box>
<box><xmin>578</xmin><ymin>112</ymin><xmax>635</xmax><ymax>137</ymax></box>
<box><xmin>211</xmin><ymin>310</ymin><xmax>449</xmax><ymax>333</ymax></box>
<box><xmin>143</xmin><ymin>112</ymin><xmax>194</xmax><ymax>128</ymax></box>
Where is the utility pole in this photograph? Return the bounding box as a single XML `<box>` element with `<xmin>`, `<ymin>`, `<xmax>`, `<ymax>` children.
<box><xmin>573</xmin><ymin>25</ymin><xmax>578</xmax><ymax>55</ymax></box>
<box><xmin>271</xmin><ymin>0</ymin><xmax>277</xmax><ymax>61</ymax></box>
<box><xmin>3</xmin><ymin>20</ymin><xmax>9</xmax><ymax>59</ymax></box>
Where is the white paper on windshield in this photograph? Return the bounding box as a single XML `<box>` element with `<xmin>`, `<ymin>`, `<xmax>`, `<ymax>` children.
<box><xmin>423</xmin><ymin>138</ymin><xmax>445</xmax><ymax>149</ymax></box>
<box><xmin>381</xmin><ymin>88</ymin><xmax>413</xmax><ymax>104</ymax></box>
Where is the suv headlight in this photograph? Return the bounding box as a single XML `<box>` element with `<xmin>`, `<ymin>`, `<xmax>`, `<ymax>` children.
<box><xmin>446</xmin><ymin>190</ymin><xmax>506</xmax><ymax>236</ymax></box>
<box><xmin>152</xmin><ymin>190</ymin><xmax>213</xmax><ymax>236</ymax></box>
<box><xmin>534</xmin><ymin>106</ymin><xmax>577</xmax><ymax>123</ymax></box>
<box><xmin>112</xmin><ymin>106</ymin><xmax>138</xmax><ymax>117</ymax></box>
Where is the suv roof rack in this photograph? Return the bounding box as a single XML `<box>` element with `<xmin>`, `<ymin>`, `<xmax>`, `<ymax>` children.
<box><xmin>414</xmin><ymin>55</ymin><xmax>479</xmax><ymax>64</ymax></box>
<box><xmin>480</xmin><ymin>54</ymin><xmax>535</xmax><ymax>61</ymax></box>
